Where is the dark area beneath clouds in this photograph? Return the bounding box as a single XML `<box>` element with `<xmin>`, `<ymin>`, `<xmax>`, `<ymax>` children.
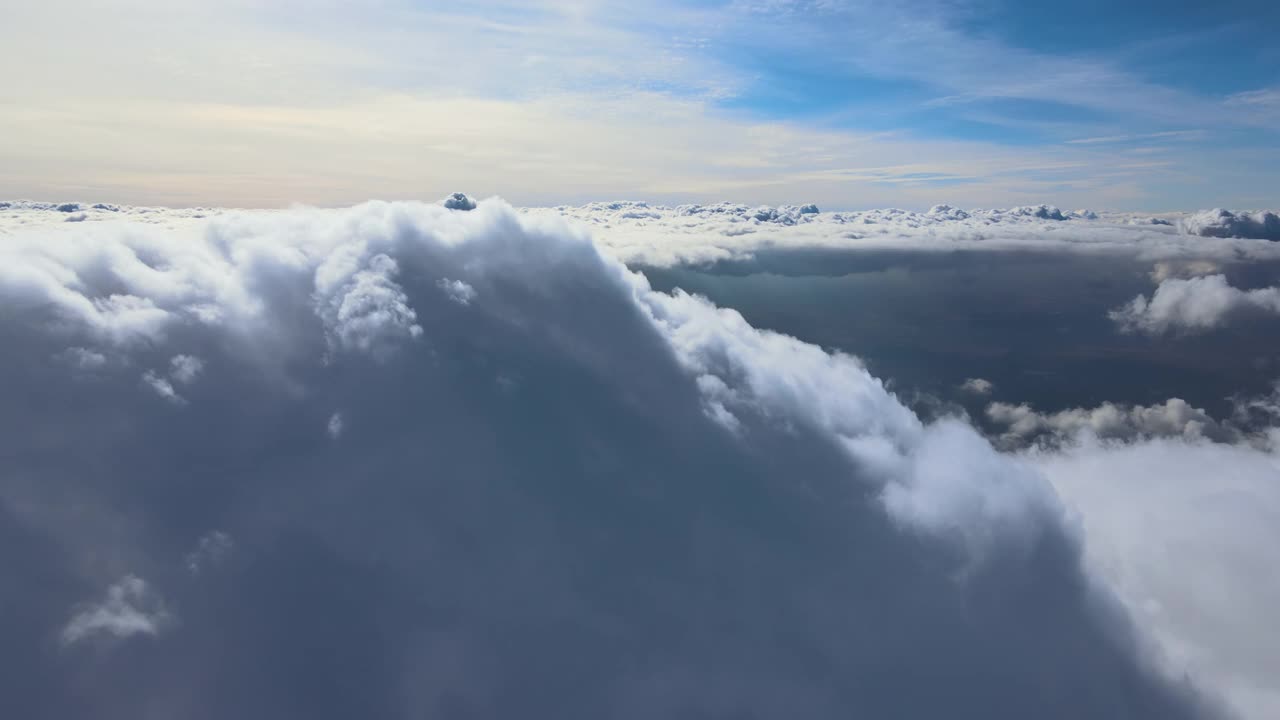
<box><xmin>640</xmin><ymin>249</ymin><xmax>1280</xmax><ymax>422</ymax></box>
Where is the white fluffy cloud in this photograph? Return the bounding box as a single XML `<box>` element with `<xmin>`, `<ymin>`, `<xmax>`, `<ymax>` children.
<box><xmin>316</xmin><ymin>252</ymin><xmax>424</xmax><ymax>356</ymax></box>
<box><xmin>644</xmin><ymin>289</ymin><xmax>1061</xmax><ymax>552</ymax></box>
<box><xmin>987</xmin><ymin>398</ymin><xmax>1242</xmax><ymax>449</ymax></box>
<box><xmin>1111</xmin><ymin>275</ymin><xmax>1280</xmax><ymax>335</ymax></box>
<box><xmin>981</xmin><ymin>388</ymin><xmax>1280</xmax><ymax>718</ymax></box>
<box><xmin>169</xmin><ymin>354</ymin><xmax>204</xmax><ymax>384</ymax></box>
<box><xmin>437</xmin><ymin>278</ymin><xmax>477</xmax><ymax>306</ymax></box>
<box><xmin>1181</xmin><ymin>209</ymin><xmax>1280</xmax><ymax>241</ymax></box>
<box><xmin>1033</xmin><ymin>437</ymin><xmax>1280</xmax><ymax>720</ymax></box>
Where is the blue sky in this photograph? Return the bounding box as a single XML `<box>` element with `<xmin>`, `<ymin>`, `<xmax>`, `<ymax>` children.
<box><xmin>1</xmin><ymin>0</ymin><xmax>1277</xmax><ymax>209</ymax></box>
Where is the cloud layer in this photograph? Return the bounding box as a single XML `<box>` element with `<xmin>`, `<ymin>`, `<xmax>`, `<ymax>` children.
<box><xmin>8</xmin><ymin>199</ymin><xmax>1280</xmax><ymax>269</ymax></box>
<box><xmin>540</xmin><ymin>202</ymin><xmax>1280</xmax><ymax>267</ymax></box>
<box><xmin>0</xmin><ymin>198</ymin><xmax>1223</xmax><ymax>718</ymax></box>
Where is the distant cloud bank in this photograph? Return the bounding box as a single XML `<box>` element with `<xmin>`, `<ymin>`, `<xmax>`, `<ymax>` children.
<box><xmin>1181</xmin><ymin>209</ymin><xmax>1280</xmax><ymax>241</ymax></box>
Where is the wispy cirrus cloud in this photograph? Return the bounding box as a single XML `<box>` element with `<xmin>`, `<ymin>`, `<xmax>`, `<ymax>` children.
<box><xmin>1065</xmin><ymin>130</ymin><xmax>1206</xmax><ymax>145</ymax></box>
<box><xmin>0</xmin><ymin>0</ymin><xmax>1277</xmax><ymax>209</ymax></box>
<box><xmin>1226</xmin><ymin>88</ymin><xmax>1280</xmax><ymax>108</ymax></box>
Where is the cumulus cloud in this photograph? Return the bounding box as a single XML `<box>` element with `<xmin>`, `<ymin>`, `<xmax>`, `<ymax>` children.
<box><xmin>961</xmin><ymin>377</ymin><xmax>994</xmax><ymax>395</ymax></box>
<box><xmin>169</xmin><ymin>354</ymin><xmax>204</xmax><ymax>384</ymax></box>
<box><xmin>644</xmin><ymin>289</ymin><xmax>1060</xmax><ymax>551</ymax></box>
<box><xmin>327</xmin><ymin>412</ymin><xmax>344</xmax><ymax>439</ymax></box>
<box><xmin>315</xmin><ymin>252</ymin><xmax>424</xmax><ymax>356</ymax></box>
<box><xmin>442</xmin><ymin>192</ymin><xmax>478</xmax><ymax>211</ymax></box>
<box><xmin>62</xmin><ymin>576</ymin><xmax>171</xmax><ymax>646</ymax></box>
<box><xmin>437</xmin><ymin>278</ymin><xmax>477</xmax><ymax>306</ymax></box>
<box><xmin>0</xmin><ymin>199</ymin><xmax>1225</xmax><ymax>719</ymax></box>
<box><xmin>1033</xmin><ymin>437</ymin><xmax>1280</xmax><ymax>720</ymax></box>
<box><xmin>1181</xmin><ymin>209</ymin><xmax>1280</xmax><ymax>241</ymax></box>
<box><xmin>987</xmin><ymin>398</ymin><xmax>1242</xmax><ymax>449</ymax></box>
<box><xmin>1110</xmin><ymin>275</ymin><xmax>1280</xmax><ymax>335</ymax></box>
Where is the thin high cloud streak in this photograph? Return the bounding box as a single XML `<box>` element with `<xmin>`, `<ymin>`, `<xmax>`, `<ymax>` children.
<box><xmin>0</xmin><ymin>199</ymin><xmax>1219</xmax><ymax>719</ymax></box>
<box><xmin>726</xmin><ymin>1</ymin><xmax>1272</xmax><ymax>137</ymax></box>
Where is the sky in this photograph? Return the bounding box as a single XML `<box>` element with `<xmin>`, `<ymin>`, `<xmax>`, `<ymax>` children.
<box><xmin>4</xmin><ymin>3</ymin><xmax>1280</xmax><ymax>717</ymax></box>
<box><xmin>3</xmin><ymin>0</ymin><xmax>1278</xmax><ymax>210</ymax></box>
